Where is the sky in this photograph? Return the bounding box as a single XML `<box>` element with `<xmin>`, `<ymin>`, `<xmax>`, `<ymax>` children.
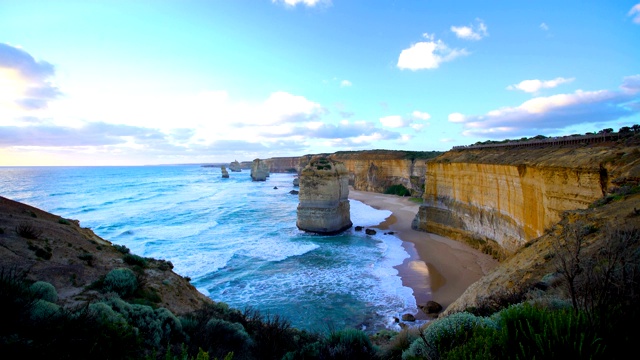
<box><xmin>1</xmin><ymin>0</ymin><xmax>639</xmax><ymax>166</ymax></box>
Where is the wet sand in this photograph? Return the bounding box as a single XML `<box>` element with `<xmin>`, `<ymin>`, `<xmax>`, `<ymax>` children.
<box><xmin>348</xmin><ymin>189</ymin><xmax>498</xmax><ymax>318</ymax></box>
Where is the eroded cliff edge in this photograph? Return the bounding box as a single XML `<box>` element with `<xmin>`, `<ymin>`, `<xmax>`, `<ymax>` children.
<box><xmin>412</xmin><ymin>140</ymin><xmax>640</xmax><ymax>258</ymax></box>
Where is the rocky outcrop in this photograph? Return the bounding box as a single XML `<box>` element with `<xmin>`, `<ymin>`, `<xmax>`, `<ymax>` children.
<box><xmin>221</xmin><ymin>166</ymin><xmax>229</xmax><ymax>178</ymax></box>
<box><xmin>412</xmin><ymin>141</ymin><xmax>640</xmax><ymax>255</ymax></box>
<box><xmin>229</xmin><ymin>160</ymin><xmax>242</xmax><ymax>172</ymax></box>
<box><xmin>297</xmin><ymin>157</ymin><xmax>352</xmax><ymax>234</ymax></box>
<box><xmin>250</xmin><ymin>159</ymin><xmax>270</xmax><ymax>181</ymax></box>
<box><xmin>0</xmin><ymin>196</ymin><xmax>211</xmax><ymax>316</ymax></box>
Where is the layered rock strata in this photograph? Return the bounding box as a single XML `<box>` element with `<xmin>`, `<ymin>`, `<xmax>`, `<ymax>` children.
<box><xmin>297</xmin><ymin>157</ymin><xmax>352</xmax><ymax>234</ymax></box>
<box><xmin>412</xmin><ymin>142</ymin><xmax>640</xmax><ymax>255</ymax></box>
<box><xmin>221</xmin><ymin>166</ymin><xmax>229</xmax><ymax>178</ymax></box>
<box><xmin>250</xmin><ymin>159</ymin><xmax>270</xmax><ymax>181</ymax></box>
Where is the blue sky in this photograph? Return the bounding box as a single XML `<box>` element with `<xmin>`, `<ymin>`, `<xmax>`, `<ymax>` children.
<box><xmin>1</xmin><ymin>0</ymin><xmax>639</xmax><ymax>165</ymax></box>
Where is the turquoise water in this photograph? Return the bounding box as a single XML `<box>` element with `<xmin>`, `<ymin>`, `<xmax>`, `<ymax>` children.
<box><xmin>0</xmin><ymin>165</ymin><xmax>416</xmax><ymax>332</ymax></box>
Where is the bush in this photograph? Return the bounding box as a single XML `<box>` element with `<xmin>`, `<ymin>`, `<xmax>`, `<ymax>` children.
<box><xmin>29</xmin><ymin>299</ymin><xmax>61</xmax><ymax>322</ymax></box>
<box><xmin>113</xmin><ymin>244</ymin><xmax>130</xmax><ymax>254</ymax></box>
<box><xmin>384</xmin><ymin>184</ymin><xmax>411</xmax><ymax>197</ymax></box>
<box><xmin>29</xmin><ymin>281</ymin><xmax>58</xmax><ymax>303</ymax></box>
<box><xmin>325</xmin><ymin>329</ymin><xmax>378</xmax><ymax>359</ymax></box>
<box><xmin>103</xmin><ymin>268</ymin><xmax>138</xmax><ymax>297</ymax></box>
<box><xmin>123</xmin><ymin>253</ymin><xmax>148</xmax><ymax>268</ymax></box>
<box><xmin>402</xmin><ymin>312</ymin><xmax>495</xmax><ymax>360</ymax></box>
<box><xmin>203</xmin><ymin>318</ymin><xmax>253</xmax><ymax>358</ymax></box>
<box><xmin>15</xmin><ymin>222</ymin><xmax>42</xmax><ymax>240</ymax></box>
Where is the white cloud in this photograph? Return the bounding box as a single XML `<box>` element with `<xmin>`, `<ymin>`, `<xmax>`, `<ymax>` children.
<box><xmin>448</xmin><ymin>113</ymin><xmax>466</xmax><ymax>123</ymax></box>
<box><xmin>380</xmin><ymin>115</ymin><xmax>406</xmax><ymax>128</ymax></box>
<box><xmin>397</xmin><ymin>34</ymin><xmax>468</xmax><ymax>70</ymax></box>
<box><xmin>507</xmin><ymin>77</ymin><xmax>574</xmax><ymax>93</ymax></box>
<box><xmin>272</xmin><ymin>0</ymin><xmax>330</xmax><ymax>7</ymax></box>
<box><xmin>340</xmin><ymin>80</ymin><xmax>352</xmax><ymax>87</ymax></box>
<box><xmin>451</xmin><ymin>19</ymin><xmax>488</xmax><ymax>40</ymax></box>
<box><xmin>629</xmin><ymin>3</ymin><xmax>640</xmax><ymax>24</ymax></box>
<box><xmin>540</xmin><ymin>23</ymin><xmax>549</xmax><ymax>31</ymax></box>
<box><xmin>454</xmin><ymin>75</ymin><xmax>640</xmax><ymax>138</ymax></box>
<box><xmin>411</xmin><ymin>110</ymin><xmax>431</xmax><ymax>120</ymax></box>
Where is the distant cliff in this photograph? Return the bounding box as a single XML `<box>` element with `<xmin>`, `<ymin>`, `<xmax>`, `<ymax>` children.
<box><xmin>260</xmin><ymin>150</ymin><xmax>441</xmax><ymax>197</ymax></box>
<box><xmin>412</xmin><ymin>138</ymin><xmax>640</xmax><ymax>257</ymax></box>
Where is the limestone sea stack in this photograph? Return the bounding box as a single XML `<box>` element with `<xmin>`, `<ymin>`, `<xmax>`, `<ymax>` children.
<box><xmin>296</xmin><ymin>157</ymin><xmax>352</xmax><ymax>234</ymax></box>
<box><xmin>221</xmin><ymin>166</ymin><xmax>229</xmax><ymax>178</ymax></box>
<box><xmin>250</xmin><ymin>158</ymin><xmax>270</xmax><ymax>181</ymax></box>
<box><xmin>229</xmin><ymin>160</ymin><xmax>242</xmax><ymax>172</ymax></box>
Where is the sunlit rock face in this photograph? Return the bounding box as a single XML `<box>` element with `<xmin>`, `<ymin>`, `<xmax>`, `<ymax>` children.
<box><xmin>229</xmin><ymin>160</ymin><xmax>242</xmax><ymax>172</ymax></box>
<box><xmin>250</xmin><ymin>159</ymin><xmax>270</xmax><ymax>181</ymax></box>
<box><xmin>221</xmin><ymin>166</ymin><xmax>229</xmax><ymax>178</ymax></box>
<box><xmin>297</xmin><ymin>157</ymin><xmax>352</xmax><ymax>234</ymax></box>
<box><xmin>411</xmin><ymin>145</ymin><xmax>640</xmax><ymax>255</ymax></box>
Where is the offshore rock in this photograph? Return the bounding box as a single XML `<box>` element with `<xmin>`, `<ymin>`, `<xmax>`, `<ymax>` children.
<box><xmin>221</xmin><ymin>166</ymin><xmax>229</xmax><ymax>178</ymax></box>
<box><xmin>250</xmin><ymin>159</ymin><xmax>270</xmax><ymax>181</ymax></box>
<box><xmin>229</xmin><ymin>160</ymin><xmax>242</xmax><ymax>172</ymax></box>
<box><xmin>297</xmin><ymin>157</ymin><xmax>352</xmax><ymax>234</ymax></box>
<box><xmin>293</xmin><ymin>177</ymin><xmax>299</xmax><ymax>187</ymax></box>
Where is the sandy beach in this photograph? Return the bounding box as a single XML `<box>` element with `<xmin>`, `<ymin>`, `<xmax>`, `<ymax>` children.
<box><xmin>348</xmin><ymin>189</ymin><xmax>498</xmax><ymax>318</ymax></box>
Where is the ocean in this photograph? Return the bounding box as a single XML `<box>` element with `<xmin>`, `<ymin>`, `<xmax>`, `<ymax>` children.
<box><xmin>0</xmin><ymin>165</ymin><xmax>417</xmax><ymax>332</ymax></box>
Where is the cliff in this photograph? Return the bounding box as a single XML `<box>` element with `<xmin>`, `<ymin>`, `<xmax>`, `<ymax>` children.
<box><xmin>0</xmin><ymin>196</ymin><xmax>211</xmax><ymax>316</ymax></box>
<box><xmin>297</xmin><ymin>157</ymin><xmax>352</xmax><ymax>234</ymax></box>
<box><xmin>413</xmin><ymin>138</ymin><xmax>640</xmax><ymax>257</ymax></box>
<box><xmin>264</xmin><ymin>156</ymin><xmax>301</xmax><ymax>173</ymax></box>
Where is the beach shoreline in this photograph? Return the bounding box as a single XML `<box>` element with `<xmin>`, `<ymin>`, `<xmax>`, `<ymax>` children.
<box><xmin>348</xmin><ymin>189</ymin><xmax>498</xmax><ymax>319</ymax></box>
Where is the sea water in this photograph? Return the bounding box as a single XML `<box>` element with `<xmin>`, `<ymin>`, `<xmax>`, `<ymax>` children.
<box><xmin>0</xmin><ymin>165</ymin><xmax>417</xmax><ymax>332</ymax></box>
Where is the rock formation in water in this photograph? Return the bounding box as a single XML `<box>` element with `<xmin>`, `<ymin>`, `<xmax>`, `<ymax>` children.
<box><xmin>221</xmin><ymin>166</ymin><xmax>229</xmax><ymax>178</ymax></box>
<box><xmin>293</xmin><ymin>177</ymin><xmax>299</xmax><ymax>187</ymax></box>
<box><xmin>296</xmin><ymin>157</ymin><xmax>352</xmax><ymax>234</ymax></box>
<box><xmin>250</xmin><ymin>158</ymin><xmax>270</xmax><ymax>181</ymax></box>
<box><xmin>229</xmin><ymin>160</ymin><xmax>242</xmax><ymax>172</ymax></box>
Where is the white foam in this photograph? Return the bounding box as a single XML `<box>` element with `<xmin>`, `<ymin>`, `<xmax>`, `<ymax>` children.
<box><xmin>350</xmin><ymin>200</ymin><xmax>392</xmax><ymax>227</ymax></box>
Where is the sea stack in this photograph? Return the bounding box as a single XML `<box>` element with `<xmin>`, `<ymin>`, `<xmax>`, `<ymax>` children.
<box><xmin>221</xmin><ymin>166</ymin><xmax>229</xmax><ymax>178</ymax></box>
<box><xmin>250</xmin><ymin>159</ymin><xmax>269</xmax><ymax>181</ymax></box>
<box><xmin>296</xmin><ymin>157</ymin><xmax>352</xmax><ymax>234</ymax></box>
<box><xmin>229</xmin><ymin>160</ymin><xmax>242</xmax><ymax>172</ymax></box>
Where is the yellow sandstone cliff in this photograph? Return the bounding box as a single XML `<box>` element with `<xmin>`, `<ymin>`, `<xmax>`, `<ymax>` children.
<box><xmin>413</xmin><ymin>140</ymin><xmax>640</xmax><ymax>257</ymax></box>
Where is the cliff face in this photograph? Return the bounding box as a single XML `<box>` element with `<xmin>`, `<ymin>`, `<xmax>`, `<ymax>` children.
<box><xmin>329</xmin><ymin>153</ymin><xmax>430</xmax><ymax>196</ymax></box>
<box><xmin>413</xmin><ymin>141</ymin><xmax>640</xmax><ymax>255</ymax></box>
<box><xmin>297</xmin><ymin>157</ymin><xmax>352</xmax><ymax>234</ymax></box>
<box><xmin>265</xmin><ymin>157</ymin><xmax>301</xmax><ymax>173</ymax></box>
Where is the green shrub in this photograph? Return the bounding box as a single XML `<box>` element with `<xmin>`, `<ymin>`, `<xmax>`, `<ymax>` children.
<box><xmin>113</xmin><ymin>244</ymin><xmax>130</xmax><ymax>254</ymax></box>
<box><xmin>78</xmin><ymin>252</ymin><xmax>95</xmax><ymax>265</ymax></box>
<box><xmin>402</xmin><ymin>312</ymin><xmax>496</xmax><ymax>360</ymax></box>
<box><xmin>444</xmin><ymin>304</ymin><xmax>606</xmax><ymax>360</ymax></box>
<box><xmin>204</xmin><ymin>318</ymin><xmax>253</xmax><ymax>358</ymax></box>
<box><xmin>29</xmin><ymin>299</ymin><xmax>60</xmax><ymax>322</ymax></box>
<box><xmin>29</xmin><ymin>281</ymin><xmax>58</xmax><ymax>303</ymax></box>
<box><xmin>103</xmin><ymin>268</ymin><xmax>138</xmax><ymax>297</ymax></box>
<box><xmin>385</xmin><ymin>184</ymin><xmax>411</xmax><ymax>197</ymax></box>
<box><xmin>325</xmin><ymin>329</ymin><xmax>378</xmax><ymax>359</ymax></box>
<box><xmin>123</xmin><ymin>253</ymin><xmax>148</xmax><ymax>267</ymax></box>
<box><xmin>58</xmin><ymin>218</ymin><xmax>71</xmax><ymax>225</ymax></box>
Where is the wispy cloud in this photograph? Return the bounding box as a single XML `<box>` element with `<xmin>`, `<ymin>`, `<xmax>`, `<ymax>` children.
<box><xmin>0</xmin><ymin>43</ymin><xmax>61</xmax><ymax>110</ymax></box>
<box><xmin>540</xmin><ymin>23</ymin><xmax>549</xmax><ymax>31</ymax></box>
<box><xmin>507</xmin><ymin>77</ymin><xmax>574</xmax><ymax>93</ymax></box>
<box><xmin>340</xmin><ymin>80</ymin><xmax>352</xmax><ymax>87</ymax></box>
<box><xmin>397</xmin><ymin>33</ymin><xmax>468</xmax><ymax>70</ymax></box>
<box><xmin>450</xmin><ymin>75</ymin><xmax>640</xmax><ymax>138</ymax></box>
<box><xmin>451</xmin><ymin>19</ymin><xmax>488</xmax><ymax>40</ymax></box>
<box><xmin>629</xmin><ymin>3</ymin><xmax>640</xmax><ymax>24</ymax></box>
